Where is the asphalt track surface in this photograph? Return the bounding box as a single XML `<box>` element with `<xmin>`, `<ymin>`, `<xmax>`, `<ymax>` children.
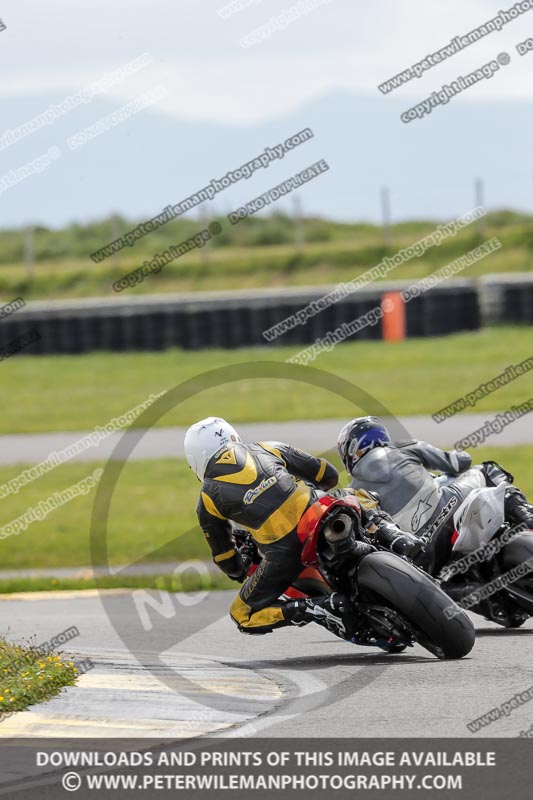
<box><xmin>1</xmin><ymin>590</ymin><xmax>532</xmax><ymax>744</ymax></box>
<box><xmin>2</xmin><ymin>413</ymin><xmax>531</xmax><ymax>466</ymax></box>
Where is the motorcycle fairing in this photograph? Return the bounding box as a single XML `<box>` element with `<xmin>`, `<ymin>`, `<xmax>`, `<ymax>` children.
<box><xmin>452</xmin><ymin>483</ymin><xmax>507</xmax><ymax>553</ymax></box>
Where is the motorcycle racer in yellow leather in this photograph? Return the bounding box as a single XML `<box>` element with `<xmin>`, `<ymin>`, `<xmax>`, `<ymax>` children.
<box><xmin>184</xmin><ymin>417</ymin><xmax>419</xmax><ymax>639</ymax></box>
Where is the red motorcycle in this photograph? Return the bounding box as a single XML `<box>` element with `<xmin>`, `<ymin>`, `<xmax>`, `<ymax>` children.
<box><xmin>237</xmin><ymin>494</ymin><xmax>475</xmax><ymax>660</ymax></box>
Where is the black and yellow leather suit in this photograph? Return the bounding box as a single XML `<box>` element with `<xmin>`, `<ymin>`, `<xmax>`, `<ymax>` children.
<box><xmin>196</xmin><ymin>440</ymin><xmax>417</xmax><ymax>634</ymax></box>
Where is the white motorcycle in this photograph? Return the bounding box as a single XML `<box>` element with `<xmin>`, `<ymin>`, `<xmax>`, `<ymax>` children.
<box><xmin>433</xmin><ymin>480</ymin><xmax>533</xmax><ymax>627</ymax></box>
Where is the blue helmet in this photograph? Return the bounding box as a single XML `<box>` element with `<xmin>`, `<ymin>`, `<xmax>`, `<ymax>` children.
<box><xmin>337</xmin><ymin>416</ymin><xmax>391</xmax><ymax>474</ymax></box>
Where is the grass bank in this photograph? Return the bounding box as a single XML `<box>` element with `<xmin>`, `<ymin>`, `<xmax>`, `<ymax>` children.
<box><xmin>2</xmin><ymin>327</ymin><xmax>531</xmax><ymax>433</ymax></box>
<box><xmin>0</xmin><ymin>447</ymin><xmax>531</xmax><ymax>579</ymax></box>
<box><xmin>0</xmin><ymin>638</ymin><xmax>78</xmax><ymax>716</ymax></box>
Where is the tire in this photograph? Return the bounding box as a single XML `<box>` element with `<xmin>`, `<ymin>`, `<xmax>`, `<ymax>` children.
<box><xmin>500</xmin><ymin>531</ymin><xmax>533</xmax><ymax>573</ymax></box>
<box><xmin>499</xmin><ymin>532</ymin><xmax>533</xmax><ymax>616</ymax></box>
<box><xmin>356</xmin><ymin>551</ymin><xmax>475</xmax><ymax>659</ymax></box>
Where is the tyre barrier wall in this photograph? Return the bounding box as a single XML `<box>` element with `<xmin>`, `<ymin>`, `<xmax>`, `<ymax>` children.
<box><xmin>480</xmin><ymin>274</ymin><xmax>533</xmax><ymax>325</ymax></box>
<box><xmin>0</xmin><ymin>281</ymin><xmax>483</xmax><ymax>355</ymax></box>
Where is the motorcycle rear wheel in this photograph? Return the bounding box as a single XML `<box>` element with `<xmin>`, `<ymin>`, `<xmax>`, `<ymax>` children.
<box><xmin>500</xmin><ymin>532</ymin><xmax>533</xmax><ymax>619</ymax></box>
<box><xmin>356</xmin><ymin>551</ymin><xmax>475</xmax><ymax>659</ymax></box>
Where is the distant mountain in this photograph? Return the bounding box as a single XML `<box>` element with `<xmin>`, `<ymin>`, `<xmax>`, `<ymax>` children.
<box><xmin>0</xmin><ymin>90</ymin><xmax>531</xmax><ymax>228</ymax></box>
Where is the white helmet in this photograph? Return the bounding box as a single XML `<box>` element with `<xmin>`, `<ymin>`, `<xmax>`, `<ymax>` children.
<box><xmin>184</xmin><ymin>417</ymin><xmax>242</xmax><ymax>480</ymax></box>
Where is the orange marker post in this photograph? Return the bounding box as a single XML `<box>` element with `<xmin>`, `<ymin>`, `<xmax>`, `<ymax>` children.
<box><xmin>381</xmin><ymin>291</ymin><xmax>406</xmax><ymax>341</ymax></box>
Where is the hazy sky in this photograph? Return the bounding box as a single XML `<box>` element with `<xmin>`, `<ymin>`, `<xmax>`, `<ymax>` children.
<box><xmin>2</xmin><ymin>0</ymin><xmax>532</xmax><ymax>123</ymax></box>
<box><xmin>1</xmin><ymin>1</ymin><xmax>532</xmax><ymax>227</ymax></box>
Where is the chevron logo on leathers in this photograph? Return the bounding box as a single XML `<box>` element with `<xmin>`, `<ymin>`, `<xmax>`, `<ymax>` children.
<box><xmin>216</xmin><ymin>448</ymin><xmax>237</xmax><ymax>466</ymax></box>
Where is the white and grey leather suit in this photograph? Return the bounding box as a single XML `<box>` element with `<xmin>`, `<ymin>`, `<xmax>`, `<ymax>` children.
<box><xmin>349</xmin><ymin>441</ymin><xmax>485</xmax><ymax>573</ymax></box>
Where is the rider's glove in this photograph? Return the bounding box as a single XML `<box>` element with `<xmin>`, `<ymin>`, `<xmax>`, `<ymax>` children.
<box><xmin>228</xmin><ymin>540</ymin><xmax>260</xmax><ymax>583</ymax></box>
<box><xmin>229</xmin><ymin>570</ymin><xmax>248</xmax><ymax>584</ymax></box>
<box><xmin>214</xmin><ymin>546</ymin><xmax>247</xmax><ymax>582</ymax></box>
<box><xmin>232</xmin><ymin>550</ymin><xmax>252</xmax><ymax>582</ymax></box>
<box><xmin>237</xmin><ymin>537</ymin><xmax>259</xmax><ymax>565</ymax></box>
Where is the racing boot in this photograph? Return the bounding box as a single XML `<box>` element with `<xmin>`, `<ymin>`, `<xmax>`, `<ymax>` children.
<box><xmin>374</xmin><ymin>520</ymin><xmax>423</xmax><ymax>558</ymax></box>
<box><xmin>504</xmin><ymin>488</ymin><xmax>533</xmax><ymax>530</ymax></box>
<box><xmin>480</xmin><ymin>461</ymin><xmax>533</xmax><ymax>527</ymax></box>
<box><xmin>481</xmin><ymin>460</ymin><xmax>515</xmax><ymax>487</ymax></box>
<box><xmin>284</xmin><ymin>593</ymin><xmax>354</xmax><ymax>640</ymax></box>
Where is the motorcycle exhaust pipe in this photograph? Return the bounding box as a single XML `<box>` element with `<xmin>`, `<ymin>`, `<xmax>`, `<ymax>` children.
<box><xmin>324</xmin><ymin>514</ymin><xmax>355</xmax><ymax>554</ymax></box>
<box><xmin>324</xmin><ymin>513</ymin><xmax>353</xmax><ymax>540</ymax></box>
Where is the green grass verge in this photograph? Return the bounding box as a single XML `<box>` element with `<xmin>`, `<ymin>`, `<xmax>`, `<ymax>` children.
<box><xmin>1</xmin><ymin>212</ymin><xmax>532</xmax><ymax>300</ymax></box>
<box><xmin>0</xmin><ymin>572</ymin><xmax>233</xmax><ymax>595</ymax></box>
<box><xmin>0</xmin><ymin>460</ymin><xmax>199</xmax><ymax>569</ymax></box>
<box><xmin>2</xmin><ymin>327</ymin><xmax>532</xmax><ymax>433</ymax></box>
<box><xmin>0</xmin><ymin>638</ymin><xmax>78</xmax><ymax>715</ymax></box>
<box><xmin>0</xmin><ymin>448</ymin><xmax>531</xmax><ymax>579</ymax></box>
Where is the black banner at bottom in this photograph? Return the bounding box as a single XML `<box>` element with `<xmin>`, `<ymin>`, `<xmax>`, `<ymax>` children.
<box><xmin>0</xmin><ymin>738</ymin><xmax>530</xmax><ymax>799</ymax></box>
